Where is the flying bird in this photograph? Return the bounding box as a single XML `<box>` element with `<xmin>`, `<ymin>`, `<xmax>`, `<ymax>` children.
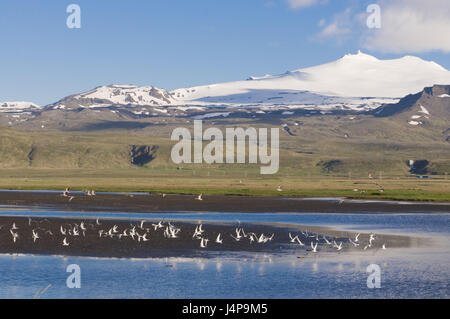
<box><xmin>62</xmin><ymin>238</ymin><xmax>70</xmax><ymax>246</ymax></box>
<box><xmin>200</xmin><ymin>238</ymin><xmax>209</xmax><ymax>248</ymax></box>
<box><xmin>32</xmin><ymin>230</ymin><xmax>39</xmax><ymax>243</ymax></box>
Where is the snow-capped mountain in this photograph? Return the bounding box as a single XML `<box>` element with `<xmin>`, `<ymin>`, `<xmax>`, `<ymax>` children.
<box><xmin>0</xmin><ymin>102</ymin><xmax>41</xmax><ymax>113</ymax></box>
<box><xmin>49</xmin><ymin>85</ymin><xmax>175</xmax><ymax>110</ymax></box>
<box><xmin>172</xmin><ymin>51</ymin><xmax>450</xmax><ymax>111</ymax></box>
<box><xmin>5</xmin><ymin>51</ymin><xmax>450</xmax><ymax>119</ymax></box>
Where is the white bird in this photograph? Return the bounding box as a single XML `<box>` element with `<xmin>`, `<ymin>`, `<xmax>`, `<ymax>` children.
<box><xmin>355</xmin><ymin>233</ymin><xmax>361</xmax><ymax>242</ymax></box>
<box><xmin>196</xmin><ymin>193</ymin><xmax>203</xmax><ymax>201</ymax></box>
<box><xmin>200</xmin><ymin>238</ymin><xmax>209</xmax><ymax>248</ymax></box>
<box><xmin>167</xmin><ymin>225</ymin><xmax>179</xmax><ymax>239</ymax></box>
<box><xmin>289</xmin><ymin>233</ymin><xmax>299</xmax><ymax>243</ymax></box>
<box><xmin>60</xmin><ymin>226</ymin><xmax>67</xmax><ymax>236</ymax></box>
<box><xmin>96</xmin><ymin>218</ymin><xmax>101</xmax><ymax>226</ymax></box>
<box><xmin>230</xmin><ymin>234</ymin><xmax>241</xmax><ymax>242</ymax></box>
<box><xmin>80</xmin><ymin>222</ymin><xmax>87</xmax><ymax>231</ymax></box>
<box><xmin>163</xmin><ymin>227</ymin><xmax>170</xmax><ymax>238</ymax></box>
<box><xmin>336</xmin><ymin>242</ymin><xmax>343</xmax><ymax>251</ymax></box>
<box><xmin>12</xmin><ymin>223</ymin><xmax>19</xmax><ymax>230</ymax></box>
<box><xmin>129</xmin><ymin>227</ymin><xmax>136</xmax><ymax>240</ymax></box>
<box><xmin>192</xmin><ymin>225</ymin><xmax>204</xmax><ymax>239</ymax></box>
<box><xmin>10</xmin><ymin>230</ymin><xmax>19</xmax><ymax>243</ymax></box>
<box><xmin>257</xmin><ymin>234</ymin><xmax>269</xmax><ymax>244</ymax></box>
<box><xmin>295</xmin><ymin>237</ymin><xmax>305</xmax><ymax>246</ymax></box>
<box><xmin>106</xmin><ymin>228</ymin><xmax>114</xmax><ymax>238</ymax></box>
<box><xmin>323</xmin><ymin>236</ymin><xmax>332</xmax><ymax>245</ymax></box>
<box><xmin>382</xmin><ymin>243</ymin><xmax>387</xmax><ymax>250</ymax></box>
<box><xmin>62</xmin><ymin>238</ymin><xmax>70</xmax><ymax>246</ymax></box>
<box><xmin>139</xmin><ymin>220</ymin><xmax>146</xmax><ymax>229</ymax></box>
<box><xmin>277</xmin><ymin>185</ymin><xmax>283</xmax><ymax>192</ymax></box>
<box><xmin>152</xmin><ymin>221</ymin><xmax>164</xmax><ymax>230</ymax></box>
<box><xmin>216</xmin><ymin>233</ymin><xmax>223</xmax><ymax>244</ymax></box>
<box><xmin>137</xmin><ymin>232</ymin><xmax>146</xmax><ymax>242</ymax></box>
<box><xmin>32</xmin><ymin>230</ymin><xmax>39</xmax><ymax>243</ymax></box>
<box><xmin>349</xmin><ymin>239</ymin><xmax>359</xmax><ymax>247</ymax></box>
<box><xmin>369</xmin><ymin>234</ymin><xmax>376</xmax><ymax>246</ymax></box>
<box><xmin>311</xmin><ymin>242</ymin><xmax>318</xmax><ymax>253</ymax></box>
<box><xmin>119</xmin><ymin>229</ymin><xmax>128</xmax><ymax>239</ymax></box>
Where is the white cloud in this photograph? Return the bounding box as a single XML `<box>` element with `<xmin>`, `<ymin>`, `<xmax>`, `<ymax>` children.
<box><xmin>318</xmin><ymin>23</ymin><xmax>350</xmax><ymax>37</ymax></box>
<box><xmin>316</xmin><ymin>8</ymin><xmax>354</xmax><ymax>40</ymax></box>
<box><xmin>363</xmin><ymin>0</ymin><xmax>450</xmax><ymax>53</ymax></box>
<box><xmin>287</xmin><ymin>0</ymin><xmax>320</xmax><ymax>10</ymax></box>
<box><xmin>317</xmin><ymin>19</ymin><xmax>326</xmax><ymax>27</ymax></box>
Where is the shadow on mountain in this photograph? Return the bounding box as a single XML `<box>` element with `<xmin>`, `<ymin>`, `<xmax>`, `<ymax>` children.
<box><xmin>130</xmin><ymin>145</ymin><xmax>159</xmax><ymax>166</ymax></box>
<box><xmin>70</xmin><ymin>121</ymin><xmax>157</xmax><ymax>131</ymax></box>
<box><xmin>195</xmin><ymin>89</ymin><xmax>336</xmax><ymax>105</ymax></box>
<box><xmin>373</xmin><ymin>91</ymin><xmax>422</xmax><ymax>117</ymax></box>
<box><xmin>408</xmin><ymin>160</ymin><xmax>430</xmax><ymax>175</ymax></box>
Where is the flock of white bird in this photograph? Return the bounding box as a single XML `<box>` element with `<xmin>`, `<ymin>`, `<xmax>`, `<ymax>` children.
<box><xmin>289</xmin><ymin>230</ymin><xmax>387</xmax><ymax>253</ymax></box>
<box><xmin>1</xmin><ymin>217</ymin><xmax>386</xmax><ymax>254</ymax></box>
<box><xmin>1</xmin><ymin>218</ymin><xmax>276</xmax><ymax>249</ymax></box>
<box><xmin>60</xmin><ymin>187</ymin><xmax>204</xmax><ymax>202</ymax></box>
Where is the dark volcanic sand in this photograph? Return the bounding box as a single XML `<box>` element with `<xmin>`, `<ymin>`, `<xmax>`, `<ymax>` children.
<box><xmin>0</xmin><ymin>191</ymin><xmax>448</xmax><ymax>214</ymax></box>
<box><xmin>0</xmin><ymin>216</ymin><xmax>416</xmax><ymax>259</ymax></box>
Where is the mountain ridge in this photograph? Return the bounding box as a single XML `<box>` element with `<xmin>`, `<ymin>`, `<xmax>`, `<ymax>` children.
<box><xmin>172</xmin><ymin>51</ymin><xmax>450</xmax><ymax>105</ymax></box>
<box><xmin>1</xmin><ymin>52</ymin><xmax>450</xmax><ymax>120</ymax></box>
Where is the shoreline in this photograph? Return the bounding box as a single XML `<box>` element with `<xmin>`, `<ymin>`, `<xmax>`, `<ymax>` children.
<box><xmin>1</xmin><ymin>186</ymin><xmax>449</xmax><ymax>203</ymax></box>
<box><xmin>0</xmin><ymin>191</ymin><xmax>449</xmax><ymax>215</ymax></box>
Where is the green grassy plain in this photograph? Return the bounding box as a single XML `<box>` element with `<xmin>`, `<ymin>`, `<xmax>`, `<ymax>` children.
<box><xmin>0</xmin><ymin>168</ymin><xmax>449</xmax><ymax>201</ymax></box>
<box><xmin>1</xmin><ymin>112</ymin><xmax>450</xmax><ymax>202</ymax></box>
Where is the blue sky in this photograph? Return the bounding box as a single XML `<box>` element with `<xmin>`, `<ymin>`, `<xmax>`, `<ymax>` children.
<box><xmin>1</xmin><ymin>0</ymin><xmax>449</xmax><ymax>105</ymax></box>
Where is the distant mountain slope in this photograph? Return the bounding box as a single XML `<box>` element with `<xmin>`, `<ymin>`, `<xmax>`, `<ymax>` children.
<box><xmin>369</xmin><ymin>85</ymin><xmax>450</xmax><ymax>147</ymax></box>
<box><xmin>0</xmin><ymin>102</ymin><xmax>41</xmax><ymax>126</ymax></box>
<box><xmin>172</xmin><ymin>51</ymin><xmax>450</xmax><ymax>108</ymax></box>
<box><xmin>374</xmin><ymin>85</ymin><xmax>450</xmax><ymax>118</ymax></box>
<box><xmin>48</xmin><ymin>85</ymin><xmax>175</xmax><ymax>110</ymax></box>
<box><xmin>0</xmin><ymin>102</ymin><xmax>41</xmax><ymax>113</ymax></box>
